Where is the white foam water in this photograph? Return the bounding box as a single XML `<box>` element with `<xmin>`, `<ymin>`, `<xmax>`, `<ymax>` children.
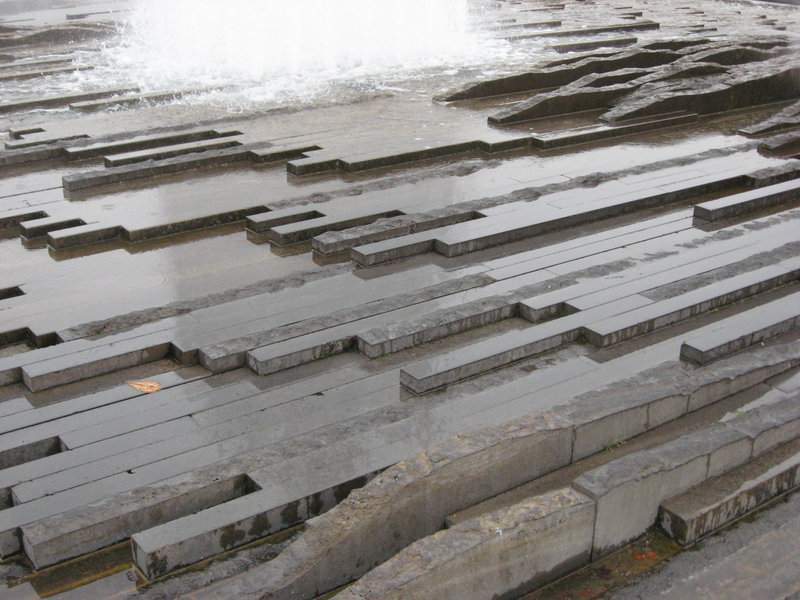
<box><xmin>78</xmin><ymin>0</ymin><xmax>517</xmax><ymax>110</ymax></box>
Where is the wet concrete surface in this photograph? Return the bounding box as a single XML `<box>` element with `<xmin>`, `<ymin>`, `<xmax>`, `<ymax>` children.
<box><xmin>1</xmin><ymin>0</ymin><xmax>800</xmax><ymax>598</ymax></box>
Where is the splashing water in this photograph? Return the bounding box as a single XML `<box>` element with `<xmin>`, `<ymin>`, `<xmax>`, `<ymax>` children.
<box><xmin>80</xmin><ymin>0</ymin><xmax>515</xmax><ymax>110</ymax></box>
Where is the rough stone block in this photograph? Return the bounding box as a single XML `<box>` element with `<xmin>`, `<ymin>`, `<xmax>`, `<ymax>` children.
<box><xmin>334</xmin><ymin>488</ymin><xmax>595</xmax><ymax>600</ymax></box>
<box><xmin>132</xmin><ymin>473</ymin><xmax>375</xmax><ymax>580</ymax></box>
<box><xmin>225</xmin><ymin>413</ymin><xmax>573</xmax><ymax>599</ymax></box>
<box><xmin>727</xmin><ymin>396</ymin><xmax>800</xmax><ymax>456</ymax></box>
<box><xmin>22</xmin><ymin>474</ymin><xmax>258</xmax><ymax>569</ymax></box>
<box><xmin>555</xmin><ymin>391</ymin><xmax>650</xmax><ymax>461</ymax></box>
<box><xmin>659</xmin><ymin>438</ymin><xmax>800</xmax><ymax>545</ymax></box>
<box><xmin>574</xmin><ymin>441</ymin><xmax>707</xmax><ymax>558</ymax></box>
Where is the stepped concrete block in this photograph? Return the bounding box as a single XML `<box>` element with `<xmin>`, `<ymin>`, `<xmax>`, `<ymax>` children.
<box><xmin>19</xmin><ymin>216</ymin><xmax>85</xmax><ymax>240</ymax></box>
<box><xmin>103</xmin><ymin>138</ymin><xmax>242</xmax><ymax>167</ymax></box>
<box><xmin>680</xmin><ymin>291</ymin><xmax>800</xmax><ymax>365</ymax></box>
<box><xmin>356</xmin><ymin>297</ymin><xmax>518</xmax><ymax>358</ymax></box>
<box><xmin>12</xmin><ymin>384</ymin><xmax>262</xmax><ymax>504</ymax></box>
<box><xmin>574</xmin><ymin>444</ymin><xmax>707</xmax><ymax>558</ymax></box>
<box><xmin>248</xmin><ymin>144</ymin><xmax>321</xmax><ymax>163</ymax></box>
<box><xmin>370</xmin><ymin>168</ymin><xmax>746</xmax><ymax>265</ymax></box>
<box><xmin>61</xmin><ymin>145</ymin><xmax>256</xmax><ymax>191</ymax></box>
<box><xmin>506</xmin><ymin>20</ymin><xmax>659</xmax><ymax>42</ymax></box>
<box><xmin>0</xmin><ymin>418</ymin><xmax>198</xmax><ymax>509</ymax></box>
<box><xmin>583</xmin><ymin>261</ymin><xmax>799</xmax><ymax>347</ymax></box>
<box><xmin>0</xmin><ymin>88</ymin><xmax>139</xmax><ymax>114</ymax></box>
<box><xmin>552</xmin><ymin>36</ymin><xmax>638</xmax><ymax>54</ymax></box>
<box><xmin>21</xmin><ymin>473</ymin><xmax>258</xmax><ymax>569</ymax></box>
<box><xmin>221</xmin><ymin>412</ymin><xmax>573</xmax><ymax>600</ymax></box>
<box><xmin>0</xmin><ymin>209</ymin><xmax>48</xmax><ymax>231</ymax></box>
<box><xmin>555</xmin><ymin>387</ymin><xmax>686</xmax><ymax>461</ymax></box>
<box><xmin>659</xmin><ymin>438</ymin><xmax>800</xmax><ymax>545</ymax></box>
<box><xmin>694</xmin><ymin>177</ymin><xmax>800</xmax><ymax>221</ymax></box>
<box><xmin>245</xmin><ymin>334</ymin><xmax>356</xmax><ymax>376</ymax></box>
<box><xmin>400</xmin><ymin>294</ymin><xmax>650</xmax><ymax>394</ymax></box>
<box><xmin>245</xmin><ymin>207</ymin><xmax>324</xmax><ymax>233</ymax></box>
<box><xmin>48</xmin><ymin>223</ymin><xmax>122</xmax><ymax>249</ymax></box>
<box><xmin>62</xmin><ymin>129</ymin><xmax>239</xmax><ymax>160</ymax></box>
<box><xmin>339</xmin><ymin>141</ymin><xmax>477</xmax><ymax>172</ymax></box>
<box><xmin>687</xmin><ymin>347</ymin><xmax>800</xmax><ymax>412</ymax></box>
<box><xmin>209</xmin><ymin>272</ymin><xmax>492</xmax><ymax>373</ymax></box>
<box><xmin>531</xmin><ymin>112</ymin><xmax>697</xmax><ymax>149</ymax></box>
<box><xmin>20</xmin><ymin>332</ymin><xmax>173</xmax><ymax>392</ymax></box>
<box><xmin>268</xmin><ymin>210</ymin><xmax>404</xmax><ymax>246</ymax></box>
<box><xmin>727</xmin><ymin>396</ymin><xmax>800</xmax><ymax>456</ymax></box>
<box><xmin>667</xmin><ymin>424</ymin><xmax>753</xmax><ymax>480</ymax></box>
<box><xmin>351</xmin><ymin>231</ymin><xmax>437</xmax><ymax>267</ymax></box>
<box><xmin>0</xmin><ymin>364</ymin><xmax>206</xmax><ymax>438</ymax></box>
<box><xmin>191</xmin><ymin>270</ymin><xmax>491</xmax><ymax>371</ymax></box>
<box><xmin>334</xmin><ymin>488</ymin><xmax>595</xmax><ymax>600</ymax></box>
<box><xmin>132</xmin><ymin>466</ymin><xmax>382</xmax><ymax>579</ymax></box>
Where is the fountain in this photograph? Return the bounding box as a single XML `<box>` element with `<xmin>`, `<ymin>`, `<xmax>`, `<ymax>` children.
<box><xmin>80</xmin><ymin>0</ymin><xmax>511</xmax><ymax>110</ymax></box>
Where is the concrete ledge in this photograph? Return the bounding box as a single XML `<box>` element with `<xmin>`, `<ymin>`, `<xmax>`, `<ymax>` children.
<box><xmin>62</xmin><ymin>129</ymin><xmax>240</xmax><ymax>160</ymax></box>
<box><xmin>21</xmin><ymin>473</ymin><xmax>259</xmax><ymax>569</ymax></box>
<box><xmin>584</xmin><ymin>258</ymin><xmax>800</xmax><ymax>347</ymax></box>
<box><xmin>178</xmin><ymin>343</ymin><xmax>800</xmax><ymax>598</ymax></box>
<box><xmin>103</xmin><ymin>138</ymin><xmax>242</xmax><ymax>167</ymax></box>
<box><xmin>61</xmin><ymin>145</ymin><xmax>259</xmax><ymax>191</ymax></box>
<box><xmin>552</xmin><ymin>36</ymin><xmax>638</xmax><ymax>54</ymax></box>
<box><xmin>693</xmin><ymin>177</ymin><xmax>800</xmax><ymax>221</ymax></box>
<box><xmin>20</xmin><ymin>333</ymin><xmax>172</xmax><ymax>392</ymax></box>
<box><xmin>333</xmin><ymin>488</ymin><xmax>594</xmax><ymax>600</ymax></box>
<box><xmin>680</xmin><ymin>291</ymin><xmax>800</xmax><ymax>365</ymax></box>
<box><xmin>212</xmin><ymin>413</ymin><xmax>573</xmax><ymax>600</ymax></box>
<box><xmin>399</xmin><ymin>294</ymin><xmax>650</xmax><ymax>394</ymax></box>
<box><xmin>574</xmin><ymin>396</ymin><xmax>800</xmax><ymax>558</ymax></box>
<box><xmin>356</xmin><ymin>297</ymin><xmax>517</xmax><ymax>358</ymax></box>
<box><xmin>659</xmin><ymin>437</ymin><xmax>800</xmax><ymax>545</ymax></box>
<box><xmin>132</xmin><ymin>473</ymin><xmax>376</xmax><ymax>580</ymax></box>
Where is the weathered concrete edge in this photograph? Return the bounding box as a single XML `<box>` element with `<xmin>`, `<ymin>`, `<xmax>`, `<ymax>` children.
<box><xmin>205</xmin><ymin>342</ymin><xmax>800</xmax><ymax>600</ymax></box>
<box><xmin>332</xmin><ymin>487</ymin><xmax>595</xmax><ymax>600</ymax></box>
<box><xmin>328</xmin><ymin>394</ymin><xmax>800</xmax><ymax>600</ymax></box>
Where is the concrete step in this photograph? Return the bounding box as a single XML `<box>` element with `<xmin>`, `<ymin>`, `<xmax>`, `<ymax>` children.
<box><xmin>694</xmin><ymin>176</ymin><xmax>800</xmax><ymax>221</ymax></box>
<box><xmin>680</xmin><ymin>290</ymin><xmax>800</xmax><ymax>365</ymax></box>
<box><xmin>103</xmin><ymin>138</ymin><xmax>243</xmax><ymax>167</ymax></box>
<box><xmin>400</xmin><ymin>257</ymin><xmax>800</xmax><ymax>394</ymax></box>
<box><xmin>351</xmin><ymin>168</ymin><xmax>749</xmax><ymax>267</ymax></box>
<box><xmin>400</xmin><ymin>294</ymin><xmax>652</xmax><ymax>394</ymax></box>
<box><xmin>61</xmin><ymin>128</ymin><xmax>241</xmax><ymax>160</ymax></box>
<box><xmin>583</xmin><ymin>255</ymin><xmax>800</xmax><ymax>347</ymax></box>
<box><xmin>659</xmin><ymin>437</ymin><xmax>800</xmax><ymax>545</ymax></box>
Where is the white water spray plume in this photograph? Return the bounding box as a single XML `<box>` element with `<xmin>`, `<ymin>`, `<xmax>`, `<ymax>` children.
<box><xmin>90</xmin><ymin>0</ymin><xmax>512</xmax><ymax>108</ymax></box>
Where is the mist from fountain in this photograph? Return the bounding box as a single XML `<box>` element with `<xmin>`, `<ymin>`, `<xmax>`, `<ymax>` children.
<box><xmin>76</xmin><ymin>0</ymin><xmax>517</xmax><ymax>111</ymax></box>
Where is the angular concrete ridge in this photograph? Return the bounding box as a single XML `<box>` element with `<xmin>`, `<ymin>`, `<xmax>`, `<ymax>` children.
<box><xmin>659</xmin><ymin>437</ymin><xmax>800</xmax><ymax>545</ymax></box>
<box><xmin>186</xmin><ymin>344</ymin><xmax>799</xmax><ymax>600</ymax></box>
<box><xmin>335</xmin><ymin>488</ymin><xmax>595</xmax><ymax>600</ymax></box>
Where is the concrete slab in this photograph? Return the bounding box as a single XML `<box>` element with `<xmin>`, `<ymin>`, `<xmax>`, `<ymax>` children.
<box><xmin>334</xmin><ymin>488</ymin><xmax>595</xmax><ymax>600</ymax></box>
<box><xmin>583</xmin><ymin>258</ymin><xmax>800</xmax><ymax>347</ymax></box>
<box><xmin>659</xmin><ymin>437</ymin><xmax>800</xmax><ymax>545</ymax></box>
<box><xmin>62</xmin><ymin>128</ymin><xmax>241</xmax><ymax>160</ymax></box>
<box><xmin>693</xmin><ymin>177</ymin><xmax>800</xmax><ymax>221</ymax></box>
<box><xmin>399</xmin><ymin>294</ymin><xmax>652</xmax><ymax>394</ymax></box>
<box><xmin>103</xmin><ymin>138</ymin><xmax>243</xmax><ymax>167</ymax></box>
<box><xmin>680</xmin><ymin>290</ymin><xmax>800</xmax><ymax>364</ymax></box>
